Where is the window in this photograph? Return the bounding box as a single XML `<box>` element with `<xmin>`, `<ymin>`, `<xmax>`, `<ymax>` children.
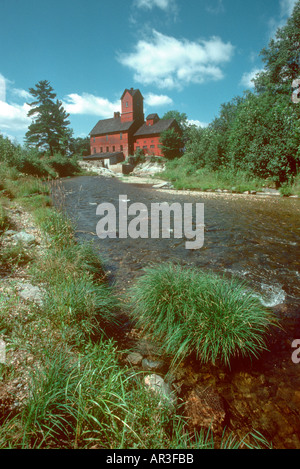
<box><xmin>94</xmin><ymin>148</ymin><xmax>96</xmax><ymax>154</ymax></box>
<box><xmin>100</xmin><ymin>147</ymin><xmax>103</xmax><ymax>153</ymax></box>
<box><xmin>120</xmin><ymin>133</ymin><xmax>123</xmax><ymax>140</ymax></box>
<box><xmin>106</xmin><ymin>147</ymin><xmax>109</xmax><ymax>152</ymax></box>
<box><xmin>112</xmin><ymin>146</ymin><xmax>115</xmax><ymax>152</ymax></box>
<box><xmin>143</xmin><ymin>146</ymin><xmax>147</xmax><ymax>149</ymax></box>
<box><xmin>106</xmin><ymin>135</ymin><xmax>108</xmax><ymax>141</ymax></box>
<box><xmin>150</xmin><ymin>145</ymin><xmax>155</xmax><ymax>149</ymax></box>
<box><xmin>93</xmin><ymin>137</ymin><xmax>95</xmax><ymax>143</ymax></box>
<box><xmin>120</xmin><ymin>145</ymin><xmax>123</xmax><ymax>151</ymax></box>
<box><xmin>136</xmin><ymin>146</ymin><xmax>140</xmax><ymax>150</ymax></box>
<box><xmin>126</xmin><ymin>102</ymin><xmax>128</xmax><ymax>108</ymax></box>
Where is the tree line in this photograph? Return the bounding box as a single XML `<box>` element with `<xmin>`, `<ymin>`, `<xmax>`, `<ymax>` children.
<box><xmin>161</xmin><ymin>1</ymin><xmax>300</xmax><ymax>187</ymax></box>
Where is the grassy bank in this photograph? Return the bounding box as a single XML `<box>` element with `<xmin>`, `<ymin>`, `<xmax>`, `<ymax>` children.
<box><xmin>0</xmin><ymin>171</ymin><xmax>262</xmax><ymax>449</ymax></box>
<box><xmin>0</xmin><ymin>149</ymin><xmax>273</xmax><ymax>448</ymax></box>
<box><xmin>158</xmin><ymin>158</ymin><xmax>300</xmax><ymax>196</ymax></box>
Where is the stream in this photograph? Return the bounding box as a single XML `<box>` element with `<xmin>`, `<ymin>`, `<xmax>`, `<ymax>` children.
<box><xmin>52</xmin><ymin>175</ymin><xmax>300</xmax><ymax>449</ymax></box>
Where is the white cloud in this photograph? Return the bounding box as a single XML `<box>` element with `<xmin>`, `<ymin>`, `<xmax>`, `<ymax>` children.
<box><xmin>144</xmin><ymin>93</ymin><xmax>173</xmax><ymax>107</ymax></box>
<box><xmin>0</xmin><ymin>100</ymin><xmax>31</xmax><ymax>131</ymax></box>
<box><xmin>134</xmin><ymin>0</ymin><xmax>175</xmax><ymax>11</ymax></box>
<box><xmin>12</xmin><ymin>88</ymin><xmax>31</xmax><ymax>100</ymax></box>
<box><xmin>118</xmin><ymin>30</ymin><xmax>235</xmax><ymax>90</ymax></box>
<box><xmin>188</xmin><ymin>119</ymin><xmax>209</xmax><ymax>128</ymax></box>
<box><xmin>63</xmin><ymin>93</ymin><xmax>120</xmax><ymax>117</ymax></box>
<box><xmin>0</xmin><ymin>73</ymin><xmax>31</xmax><ymax>132</ymax></box>
<box><xmin>240</xmin><ymin>68</ymin><xmax>263</xmax><ymax>89</ymax></box>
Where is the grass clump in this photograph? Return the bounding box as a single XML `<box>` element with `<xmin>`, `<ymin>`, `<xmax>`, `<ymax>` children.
<box><xmin>0</xmin><ymin>201</ymin><xmax>10</xmax><ymax>232</ymax></box>
<box><xmin>129</xmin><ymin>263</ymin><xmax>277</xmax><ymax>367</ymax></box>
<box><xmin>0</xmin><ymin>242</ymin><xmax>33</xmax><ymax>268</ymax></box>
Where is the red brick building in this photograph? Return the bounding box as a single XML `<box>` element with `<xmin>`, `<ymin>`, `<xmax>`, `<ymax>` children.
<box><xmin>88</xmin><ymin>88</ymin><xmax>181</xmax><ymax>161</ymax></box>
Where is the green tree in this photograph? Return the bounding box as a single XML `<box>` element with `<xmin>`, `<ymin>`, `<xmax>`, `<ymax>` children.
<box><xmin>160</xmin><ymin>127</ymin><xmax>183</xmax><ymax>160</ymax></box>
<box><xmin>162</xmin><ymin>110</ymin><xmax>188</xmax><ymax>131</ymax></box>
<box><xmin>69</xmin><ymin>136</ymin><xmax>90</xmax><ymax>157</ymax></box>
<box><xmin>254</xmin><ymin>0</ymin><xmax>300</xmax><ymax>94</ymax></box>
<box><xmin>228</xmin><ymin>91</ymin><xmax>300</xmax><ymax>184</ymax></box>
<box><xmin>25</xmin><ymin>80</ymin><xmax>72</xmax><ymax>155</ymax></box>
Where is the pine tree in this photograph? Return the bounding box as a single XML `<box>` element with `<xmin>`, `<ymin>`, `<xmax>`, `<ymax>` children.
<box><xmin>25</xmin><ymin>80</ymin><xmax>72</xmax><ymax>155</ymax></box>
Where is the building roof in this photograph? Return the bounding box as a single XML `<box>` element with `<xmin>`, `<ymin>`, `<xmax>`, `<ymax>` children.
<box><xmin>146</xmin><ymin>113</ymin><xmax>159</xmax><ymax>120</ymax></box>
<box><xmin>134</xmin><ymin>118</ymin><xmax>176</xmax><ymax>137</ymax></box>
<box><xmin>120</xmin><ymin>88</ymin><xmax>143</xmax><ymax>100</ymax></box>
<box><xmin>83</xmin><ymin>151</ymin><xmax>124</xmax><ymax>161</ymax></box>
<box><xmin>90</xmin><ymin>117</ymin><xmax>136</xmax><ymax>136</ymax></box>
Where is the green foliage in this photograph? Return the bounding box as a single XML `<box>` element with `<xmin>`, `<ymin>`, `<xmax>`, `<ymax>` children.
<box><xmin>254</xmin><ymin>1</ymin><xmax>300</xmax><ymax>93</ymax></box>
<box><xmin>0</xmin><ymin>242</ymin><xmax>33</xmax><ymax>267</ymax></box>
<box><xmin>129</xmin><ymin>263</ymin><xmax>277</xmax><ymax>367</ymax></box>
<box><xmin>159</xmin><ymin>157</ymin><xmax>266</xmax><ymax>192</ymax></box>
<box><xmin>25</xmin><ymin>80</ymin><xmax>72</xmax><ymax>156</ymax></box>
<box><xmin>46</xmin><ymin>153</ymin><xmax>80</xmax><ymax>177</ymax></box>
<box><xmin>228</xmin><ymin>92</ymin><xmax>300</xmax><ymax>184</ymax></box>
<box><xmin>177</xmin><ymin>3</ymin><xmax>300</xmax><ymax>188</ymax></box>
<box><xmin>160</xmin><ymin>127</ymin><xmax>183</xmax><ymax>160</ymax></box>
<box><xmin>69</xmin><ymin>136</ymin><xmax>90</xmax><ymax>157</ymax></box>
<box><xmin>162</xmin><ymin>110</ymin><xmax>189</xmax><ymax>133</ymax></box>
<box><xmin>0</xmin><ymin>200</ymin><xmax>10</xmax><ymax>232</ymax></box>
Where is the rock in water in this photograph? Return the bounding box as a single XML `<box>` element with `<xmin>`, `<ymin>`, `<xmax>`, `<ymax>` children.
<box><xmin>184</xmin><ymin>385</ymin><xmax>225</xmax><ymax>432</ymax></box>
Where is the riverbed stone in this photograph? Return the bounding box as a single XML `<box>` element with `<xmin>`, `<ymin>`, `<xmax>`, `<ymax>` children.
<box><xmin>144</xmin><ymin>374</ymin><xmax>177</xmax><ymax>408</ymax></box>
<box><xmin>142</xmin><ymin>358</ymin><xmax>164</xmax><ymax>371</ymax></box>
<box><xmin>126</xmin><ymin>352</ymin><xmax>143</xmax><ymax>366</ymax></box>
<box><xmin>184</xmin><ymin>385</ymin><xmax>225</xmax><ymax>432</ymax></box>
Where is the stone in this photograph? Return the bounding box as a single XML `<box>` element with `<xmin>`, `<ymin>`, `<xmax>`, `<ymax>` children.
<box><xmin>142</xmin><ymin>358</ymin><xmax>164</xmax><ymax>371</ymax></box>
<box><xmin>12</xmin><ymin>231</ymin><xmax>35</xmax><ymax>246</ymax></box>
<box><xmin>17</xmin><ymin>283</ymin><xmax>44</xmax><ymax>306</ymax></box>
<box><xmin>126</xmin><ymin>352</ymin><xmax>143</xmax><ymax>366</ymax></box>
<box><xmin>144</xmin><ymin>374</ymin><xmax>177</xmax><ymax>408</ymax></box>
<box><xmin>152</xmin><ymin>182</ymin><xmax>173</xmax><ymax>189</ymax></box>
<box><xmin>184</xmin><ymin>385</ymin><xmax>225</xmax><ymax>432</ymax></box>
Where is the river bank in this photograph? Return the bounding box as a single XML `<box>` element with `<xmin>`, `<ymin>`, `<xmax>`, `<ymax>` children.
<box><xmin>83</xmin><ymin>160</ymin><xmax>299</xmax><ymax>199</ymax></box>
<box><xmin>53</xmin><ymin>174</ymin><xmax>300</xmax><ymax>449</ymax></box>
<box><xmin>1</xmin><ymin>174</ymin><xmax>272</xmax><ymax>449</ymax></box>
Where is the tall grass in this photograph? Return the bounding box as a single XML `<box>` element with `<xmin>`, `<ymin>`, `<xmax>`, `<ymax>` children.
<box><xmin>0</xmin><ymin>200</ymin><xmax>9</xmax><ymax>232</ymax></box>
<box><xmin>159</xmin><ymin>159</ymin><xmax>269</xmax><ymax>192</ymax></box>
<box><xmin>0</xmin><ymin>339</ymin><xmax>269</xmax><ymax>449</ymax></box>
<box><xmin>129</xmin><ymin>263</ymin><xmax>278</xmax><ymax>367</ymax></box>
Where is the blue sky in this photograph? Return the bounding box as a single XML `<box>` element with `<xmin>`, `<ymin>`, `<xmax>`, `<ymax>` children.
<box><xmin>0</xmin><ymin>0</ymin><xmax>298</xmax><ymax>143</ymax></box>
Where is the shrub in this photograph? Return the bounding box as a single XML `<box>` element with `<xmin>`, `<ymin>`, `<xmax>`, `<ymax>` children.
<box><xmin>129</xmin><ymin>263</ymin><xmax>277</xmax><ymax>366</ymax></box>
<box><xmin>47</xmin><ymin>153</ymin><xmax>80</xmax><ymax>177</ymax></box>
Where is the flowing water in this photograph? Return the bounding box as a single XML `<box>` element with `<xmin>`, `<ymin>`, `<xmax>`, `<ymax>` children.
<box><xmin>52</xmin><ymin>175</ymin><xmax>300</xmax><ymax>449</ymax></box>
